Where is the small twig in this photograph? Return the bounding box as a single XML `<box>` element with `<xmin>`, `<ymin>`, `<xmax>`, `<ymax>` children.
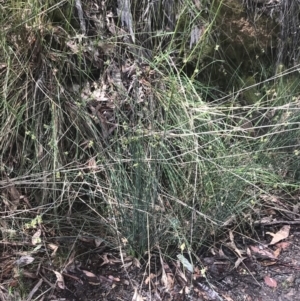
<box><xmin>255</xmin><ymin>219</ymin><xmax>300</xmax><ymax>226</ymax></box>
<box><xmin>0</xmin><ymin>241</ymin><xmax>32</xmax><ymax>246</ymax></box>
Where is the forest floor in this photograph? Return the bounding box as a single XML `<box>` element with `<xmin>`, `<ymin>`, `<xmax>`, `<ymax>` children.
<box><xmin>1</xmin><ymin>208</ymin><xmax>300</xmax><ymax>301</ymax></box>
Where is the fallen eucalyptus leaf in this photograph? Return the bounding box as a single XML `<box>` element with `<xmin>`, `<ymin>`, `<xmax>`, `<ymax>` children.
<box><xmin>177</xmin><ymin>254</ymin><xmax>193</xmax><ymax>273</ymax></box>
<box><xmin>53</xmin><ymin>271</ymin><xmax>65</xmax><ymax>289</ymax></box>
<box><xmin>267</xmin><ymin>225</ymin><xmax>290</xmax><ymax>245</ymax></box>
<box><xmin>15</xmin><ymin>255</ymin><xmax>34</xmax><ymax>267</ymax></box>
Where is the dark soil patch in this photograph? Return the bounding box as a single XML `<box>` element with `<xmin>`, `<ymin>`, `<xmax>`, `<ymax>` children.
<box><xmin>1</xmin><ymin>223</ymin><xmax>300</xmax><ymax>301</ymax></box>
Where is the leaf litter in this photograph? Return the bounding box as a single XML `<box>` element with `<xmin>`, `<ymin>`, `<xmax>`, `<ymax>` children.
<box><xmin>1</xmin><ymin>175</ymin><xmax>300</xmax><ymax>301</ymax></box>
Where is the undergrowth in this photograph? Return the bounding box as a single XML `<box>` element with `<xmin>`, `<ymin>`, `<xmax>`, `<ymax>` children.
<box><xmin>1</xmin><ymin>0</ymin><xmax>300</xmax><ymax>264</ymax></box>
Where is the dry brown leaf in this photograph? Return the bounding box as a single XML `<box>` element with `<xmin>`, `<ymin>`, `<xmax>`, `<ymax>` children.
<box><xmin>226</xmin><ymin>230</ymin><xmax>244</xmax><ymax>258</ymax></box>
<box><xmin>47</xmin><ymin>243</ymin><xmax>59</xmax><ymax>257</ymax></box>
<box><xmin>78</xmin><ymin>236</ymin><xmax>94</xmax><ymax>243</ymax></box>
<box><xmin>124</xmin><ymin>256</ymin><xmax>134</xmax><ymax>261</ymax></box>
<box><xmin>177</xmin><ymin>254</ymin><xmax>193</xmax><ymax>272</ymax></box>
<box><xmin>8</xmin><ymin>279</ymin><xmax>18</xmax><ymax>287</ymax></box>
<box><xmin>132</xmin><ymin>288</ymin><xmax>143</xmax><ymax>301</ymax></box>
<box><xmin>82</xmin><ymin>270</ymin><xmax>97</xmax><ymax>278</ymax></box>
<box><xmin>122</xmin><ymin>261</ymin><xmax>133</xmax><ymax>268</ymax></box>
<box><xmin>249</xmin><ymin>245</ymin><xmax>276</xmax><ymax>259</ymax></box>
<box><xmin>53</xmin><ymin>271</ymin><xmax>65</xmax><ymax>289</ymax></box>
<box><xmin>273</xmin><ymin>247</ymin><xmax>281</xmax><ymax>258</ymax></box>
<box><xmin>218</xmin><ymin>248</ymin><xmax>226</xmax><ymax>258</ymax></box>
<box><xmin>194</xmin><ymin>266</ymin><xmax>201</xmax><ymax>275</ymax></box>
<box><xmin>145</xmin><ymin>273</ymin><xmax>156</xmax><ymax>285</ymax></box>
<box><xmin>158</xmin><ymin>247</ymin><xmax>174</xmax><ymax>291</ymax></box>
<box><xmin>47</xmin><ymin>243</ymin><xmax>58</xmax><ymax>250</ymax></box>
<box><xmin>230</xmin><ymin>231</ymin><xmax>243</xmax><ymax>257</ymax></box>
<box><xmin>223</xmin><ymin>294</ymin><xmax>235</xmax><ymax>301</ymax></box>
<box><xmin>133</xmin><ymin>257</ymin><xmax>141</xmax><ymax>268</ymax></box>
<box><xmin>273</xmin><ymin>241</ymin><xmax>291</xmax><ymax>258</ymax></box>
<box><xmin>184</xmin><ymin>286</ymin><xmax>191</xmax><ymax>294</ymax></box>
<box><xmin>15</xmin><ymin>255</ymin><xmax>35</xmax><ymax>267</ymax></box>
<box><xmin>260</xmin><ymin>194</ymin><xmax>280</xmax><ymax>204</ymax></box>
<box><xmin>22</xmin><ymin>271</ymin><xmax>38</xmax><ymax>279</ymax></box>
<box><xmin>7</xmin><ymin>185</ymin><xmax>21</xmax><ymax>202</ymax></box>
<box><xmin>264</xmin><ymin>275</ymin><xmax>277</xmax><ymax>288</ymax></box>
<box><xmin>31</xmin><ymin>229</ymin><xmax>41</xmax><ymax>245</ymax></box>
<box><xmin>100</xmin><ymin>254</ymin><xmax>110</xmax><ymax>265</ymax></box>
<box><xmin>82</xmin><ymin>270</ymin><xmax>99</xmax><ymax>285</ymax></box>
<box><xmin>4</xmin><ymin>185</ymin><xmax>21</xmax><ymax>210</ymax></box>
<box><xmin>64</xmin><ymin>250</ymin><xmax>76</xmax><ymax>273</ymax></box>
<box><xmin>267</xmin><ymin>225</ymin><xmax>290</xmax><ymax>245</ymax></box>
<box><xmin>160</xmin><ymin>270</ymin><xmax>168</xmax><ymax>289</ymax></box>
<box><xmin>163</xmin><ymin>273</ymin><xmax>174</xmax><ymax>291</ymax></box>
<box><xmin>108</xmin><ymin>275</ymin><xmax>120</xmax><ymax>281</ymax></box>
<box><xmin>276</xmin><ymin>241</ymin><xmax>291</xmax><ymax>250</ymax></box>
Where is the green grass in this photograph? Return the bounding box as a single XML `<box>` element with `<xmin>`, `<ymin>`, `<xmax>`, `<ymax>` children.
<box><xmin>1</xmin><ymin>0</ymin><xmax>300</xmax><ymax>267</ymax></box>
